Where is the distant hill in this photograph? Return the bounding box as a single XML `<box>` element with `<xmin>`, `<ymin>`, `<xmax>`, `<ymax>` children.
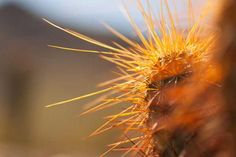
<box><xmin>0</xmin><ymin>4</ymin><xmax>119</xmax><ymax>157</ymax></box>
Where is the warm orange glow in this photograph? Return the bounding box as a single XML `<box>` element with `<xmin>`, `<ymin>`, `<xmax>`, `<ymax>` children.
<box><xmin>45</xmin><ymin>0</ymin><xmax>218</xmax><ymax>156</ymax></box>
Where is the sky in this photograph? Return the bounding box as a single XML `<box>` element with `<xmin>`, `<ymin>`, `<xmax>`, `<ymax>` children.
<box><xmin>0</xmin><ymin>0</ymin><xmax>135</xmax><ymax>33</ymax></box>
<box><xmin>0</xmin><ymin>0</ymin><xmax>206</xmax><ymax>34</ymax></box>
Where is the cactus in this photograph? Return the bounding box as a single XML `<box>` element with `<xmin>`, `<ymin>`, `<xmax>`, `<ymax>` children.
<box><xmin>45</xmin><ymin>0</ymin><xmax>236</xmax><ymax>156</ymax></box>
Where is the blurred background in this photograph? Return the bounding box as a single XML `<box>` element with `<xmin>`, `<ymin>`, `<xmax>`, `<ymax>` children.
<box><xmin>0</xmin><ymin>0</ymin><xmax>206</xmax><ymax>156</ymax></box>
